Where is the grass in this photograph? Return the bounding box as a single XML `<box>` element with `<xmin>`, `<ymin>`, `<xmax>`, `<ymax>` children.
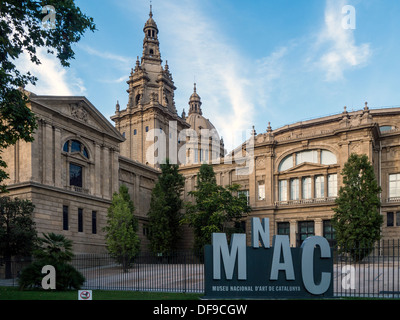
<box><xmin>0</xmin><ymin>286</ymin><xmax>202</xmax><ymax>300</ymax></box>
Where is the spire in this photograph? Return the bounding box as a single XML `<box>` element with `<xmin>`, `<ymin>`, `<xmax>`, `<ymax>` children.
<box><xmin>142</xmin><ymin>3</ymin><xmax>161</xmax><ymax>64</ymax></box>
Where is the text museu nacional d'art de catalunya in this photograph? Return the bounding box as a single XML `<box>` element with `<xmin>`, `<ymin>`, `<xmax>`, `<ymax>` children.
<box><xmin>204</xmin><ymin>217</ymin><xmax>333</xmax><ymax>299</ymax></box>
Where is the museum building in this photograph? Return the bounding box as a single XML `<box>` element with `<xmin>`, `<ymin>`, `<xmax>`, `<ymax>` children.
<box><xmin>3</xmin><ymin>8</ymin><xmax>400</xmax><ymax>253</ymax></box>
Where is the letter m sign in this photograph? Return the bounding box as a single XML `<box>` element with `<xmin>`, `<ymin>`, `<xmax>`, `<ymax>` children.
<box><xmin>212</xmin><ymin>233</ymin><xmax>246</xmax><ymax>280</ymax></box>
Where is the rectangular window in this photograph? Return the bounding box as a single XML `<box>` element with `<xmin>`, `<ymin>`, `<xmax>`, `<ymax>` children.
<box><xmin>70</xmin><ymin>163</ymin><xmax>83</xmax><ymax>188</ymax></box>
<box><xmin>323</xmin><ymin>220</ymin><xmax>336</xmax><ymax>247</ymax></box>
<box><xmin>302</xmin><ymin>177</ymin><xmax>312</xmax><ymax>199</ymax></box>
<box><xmin>298</xmin><ymin>221</ymin><xmax>314</xmax><ymax>246</ymax></box>
<box><xmin>277</xmin><ymin>222</ymin><xmax>290</xmax><ymax>236</ymax></box>
<box><xmin>145</xmin><ymin>126</ymin><xmax>149</xmax><ymax>132</ymax></box>
<box><xmin>62</xmin><ymin>205</ymin><xmax>68</xmax><ymax>231</ymax></box>
<box><xmin>143</xmin><ymin>225</ymin><xmax>149</xmax><ymax>236</ymax></box>
<box><xmin>328</xmin><ymin>174</ymin><xmax>338</xmax><ymax>197</ymax></box>
<box><xmin>389</xmin><ymin>173</ymin><xmax>400</xmax><ymax>198</ymax></box>
<box><xmin>290</xmin><ymin>178</ymin><xmax>299</xmax><ymax>200</ymax></box>
<box><xmin>258</xmin><ymin>182</ymin><xmax>265</xmax><ymax>201</ymax></box>
<box><xmin>78</xmin><ymin>208</ymin><xmax>83</xmax><ymax>232</ymax></box>
<box><xmin>397</xmin><ymin>212</ymin><xmax>400</xmax><ymax>227</ymax></box>
<box><xmin>387</xmin><ymin>212</ymin><xmax>394</xmax><ymax>227</ymax></box>
<box><xmin>315</xmin><ymin>175</ymin><xmax>325</xmax><ymax>198</ymax></box>
<box><xmin>92</xmin><ymin>211</ymin><xmax>97</xmax><ymax>234</ymax></box>
<box><xmin>279</xmin><ymin>180</ymin><xmax>287</xmax><ymax>202</ymax></box>
<box><xmin>204</xmin><ymin>150</ymin><xmax>209</xmax><ymax>162</ymax></box>
<box><xmin>134</xmin><ymin>129</ymin><xmax>137</xmax><ymax>135</ymax></box>
<box><xmin>238</xmin><ymin>190</ymin><xmax>249</xmax><ymax>205</ymax></box>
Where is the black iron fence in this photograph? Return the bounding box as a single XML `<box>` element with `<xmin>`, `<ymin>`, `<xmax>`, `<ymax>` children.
<box><xmin>72</xmin><ymin>251</ymin><xmax>204</xmax><ymax>293</ymax></box>
<box><xmin>1</xmin><ymin>240</ymin><xmax>400</xmax><ymax>298</ymax></box>
<box><xmin>334</xmin><ymin>239</ymin><xmax>400</xmax><ymax>298</ymax></box>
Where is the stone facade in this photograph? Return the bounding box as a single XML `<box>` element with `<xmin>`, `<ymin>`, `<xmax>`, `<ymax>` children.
<box><xmin>179</xmin><ymin>104</ymin><xmax>400</xmax><ymax>246</ymax></box>
<box><xmin>3</xmin><ymin>92</ymin><xmax>159</xmax><ymax>253</ymax></box>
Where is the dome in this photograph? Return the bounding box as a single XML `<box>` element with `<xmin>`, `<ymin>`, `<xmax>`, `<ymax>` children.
<box><xmin>186</xmin><ymin>83</ymin><xmax>221</xmax><ymax>141</ymax></box>
<box><xmin>184</xmin><ymin>83</ymin><xmax>226</xmax><ymax>160</ymax></box>
<box><xmin>144</xmin><ymin>16</ymin><xmax>158</xmax><ymax>30</ymax></box>
<box><xmin>143</xmin><ymin>6</ymin><xmax>158</xmax><ymax>32</ymax></box>
<box><xmin>186</xmin><ymin>113</ymin><xmax>219</xmax><ymax>137</ymax></box>
<box><xmin>189</xmin><ymin>89</ymin><xmax>201</xmax><ymax>103</ymax></box>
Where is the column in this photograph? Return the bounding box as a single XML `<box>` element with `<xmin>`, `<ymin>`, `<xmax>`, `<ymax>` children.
<box><xmin>324</xmin><ymin>174</ymin><xmax>328</xmax><ymax>198</ymax></box>
<box><xmin>289</xmin><ymin>220</ymin><xmax>297</xmax><ymax>247</ymax></box>
<box><xmin>54</xmin><ymin>128</ymin><xmax>62</xmax><ymax>188</ymax></box>
<box><xmin>311</xmin><ymin>174</ymin><xmax>315</xmax><ymax>199</ymax></box>
<box><xmin>265</xmin><ymin>153</ymin><xmax>273</xmax><ymax>205</ymax></box>
<box><xmin>111</xmin><ymin>148</ymin><xmax>119</xmax><ymax>194</ymax></box>
<box><xmin>44</xmin><ymin>123</ymin><xmax>54</xmax><ymax>185</ymax></box>
<box><xmin>94</xmin><ymin>143</ymin><xmax>101</xmax><ymax>197</ymax></box>
<box><xmin>102</xmin><ymin>145</ymin><xmax>110</xmax><ymax>199</ymax></box>
<box><xmin>315</xmin><ymin>218</ymin><xmax>323</xmax><ymax>237</ymax></box>
<box><xmin>286</xmin><ymin>179</ymin><xmax>290</xmax><ymax>202</ymax></box>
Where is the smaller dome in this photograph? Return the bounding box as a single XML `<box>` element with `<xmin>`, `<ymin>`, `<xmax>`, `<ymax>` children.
<box><xmin>186</xmin><ymin>83</ymin><xmax>220</xmax><ymax>140</ymax></box>
<box><xmin>143</xmin><ymin>6</ymin><xmax>158</xmax><ymax>32</ymax></box>
<box><xmin>188</xmin><ymin>83</ymin><xmax>202</xmax><ymax>116</ymax></box>
<box><xmin>189</xmin><ymin>83</ymin><xmax>201</xmax><ymax>103</ymax></box>
<box><xmin>144</xmin><ymin>17</ymin><xmax>158</xmax><ymax>30</ymax></box>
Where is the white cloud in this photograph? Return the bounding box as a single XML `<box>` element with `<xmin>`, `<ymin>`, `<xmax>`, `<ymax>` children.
<box><xmin>16</xmin><ymin>47</ymin><xmax>85</xmax><ymax>96</ymax></box>
<box><xmin>120</xmin><ymin>0</ymin><xmax>289</xmax><ymax>150</ymax></box>
<box><xmin>316</xmin><ymin>0</ymin><xmax>371</xmax><ymax>81</ymax></box>
<box><xmin>148</xmin><ymin>1</ymin><xmax>291</xmax><ymax>151</ymax></box>
<box><xmin>78</xmin><ymin>44</ymin><xmax>131</xmax><ymax>65</ymax></box>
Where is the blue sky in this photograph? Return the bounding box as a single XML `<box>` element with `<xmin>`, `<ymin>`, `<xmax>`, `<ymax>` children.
<box><xmin>19</xmin><ymin>0</ymin><xmax>400</xmax><ymax>151</ymax></box>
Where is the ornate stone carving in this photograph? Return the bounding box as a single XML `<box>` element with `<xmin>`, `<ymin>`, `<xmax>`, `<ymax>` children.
<box><xmin>70</xmin><ymin>102</ymin><xmax>88</xmax><ymax>122</ymax></box>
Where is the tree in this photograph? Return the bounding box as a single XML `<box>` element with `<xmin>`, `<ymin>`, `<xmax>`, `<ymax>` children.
<box><xmin>103</xmin><ymin>185</ymin><xmax>140</xmax><ymax>271</ymax></box>
<box><xmin>147</xmin><ymin>159</ymin><xmax>185</xmax><ymax>254</ymax></box>
<box><xmin>19</xmin><ymin>232</ymin><xmax>85</xmax><ymax>290</ymax></box>
<box><xmin>183</xmin><ymin>163</ymin><xmax>251</xmax><ymax>252</ymax></box>
<box><xmin>332</xmin><ymin>153</ymin><xmax>383</xmax><ymax>261</ymax></box>
<box><xmin>0</xmin><ymin>196</ymin><xmax>37</xmax><ymax>278</ymax></box>
<box><xmin>0</xmin><ymin>1</ymin><xmax>96</xmax><ymax>192</ymax></box>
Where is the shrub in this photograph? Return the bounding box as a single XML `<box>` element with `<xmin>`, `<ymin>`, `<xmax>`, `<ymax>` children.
<box><xmin>18</xmin><ymin>233</ymin><xmax>85</xmax><ymax>290</ymax></box>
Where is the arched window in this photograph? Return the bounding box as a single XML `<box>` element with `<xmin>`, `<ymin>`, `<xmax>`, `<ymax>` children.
<box><xmin>63</xmin><ymin>140</ymin><xmax>89</xmax><ymax>159</ymax></box>
<box><xmin>135</xmin><ymin>94</ymin><xmax>141</xmax><ymax>105</ymax></box>
<box><xmin>278</xmin><ymin>149</ymin><xmax>336</xmax><ymax>172</ymax></box>
<box><xmin>279</xmin><ymin>155</ymin><xmax>293</xmax><ymax>172</ymax></box>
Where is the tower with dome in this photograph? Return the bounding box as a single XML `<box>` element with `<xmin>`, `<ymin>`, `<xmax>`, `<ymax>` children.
<box><xmin>111</xmin><ymin>6</ymin><xmax>224</xmax><ymax>167</ymax></box>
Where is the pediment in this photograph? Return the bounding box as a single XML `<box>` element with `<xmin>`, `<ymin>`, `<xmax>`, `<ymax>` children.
<box><xmin>284</xmin><ymin>162</ymin><xmax>327</xmax><ymax>173</ymax></box>
<box><xmin>30</xmin><ymin>95</ymin><xmax>124</xmax><ymax>142</ymax></box>
<box><xmin>67</xmin><ymin>151</ymin><xmax>90</xmax><ymax>163</ymax></box>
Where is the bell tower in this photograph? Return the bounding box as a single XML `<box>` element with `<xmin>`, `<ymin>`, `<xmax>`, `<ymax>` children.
<box><xmin>111</xmin><ymin>6</ymin><xmax>189</xmax><ymax>167</ymax></box>
<box><xmin>142</xmin><ymin>5</ymin><xmax>161</xmax><ymax>65</ymax></box>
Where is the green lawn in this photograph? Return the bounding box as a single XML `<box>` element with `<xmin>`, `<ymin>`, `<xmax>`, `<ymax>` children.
<box><xmin>0</xmin><ymin>286</ymin><xmax>202</xmax><ymax>300</ymax></box>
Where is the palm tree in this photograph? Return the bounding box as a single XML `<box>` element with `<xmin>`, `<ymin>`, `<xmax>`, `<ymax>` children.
<box><xmin>34</xmin><ymin>232</ymin><xmax>74</xmax><ymax>264</ymax></box>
